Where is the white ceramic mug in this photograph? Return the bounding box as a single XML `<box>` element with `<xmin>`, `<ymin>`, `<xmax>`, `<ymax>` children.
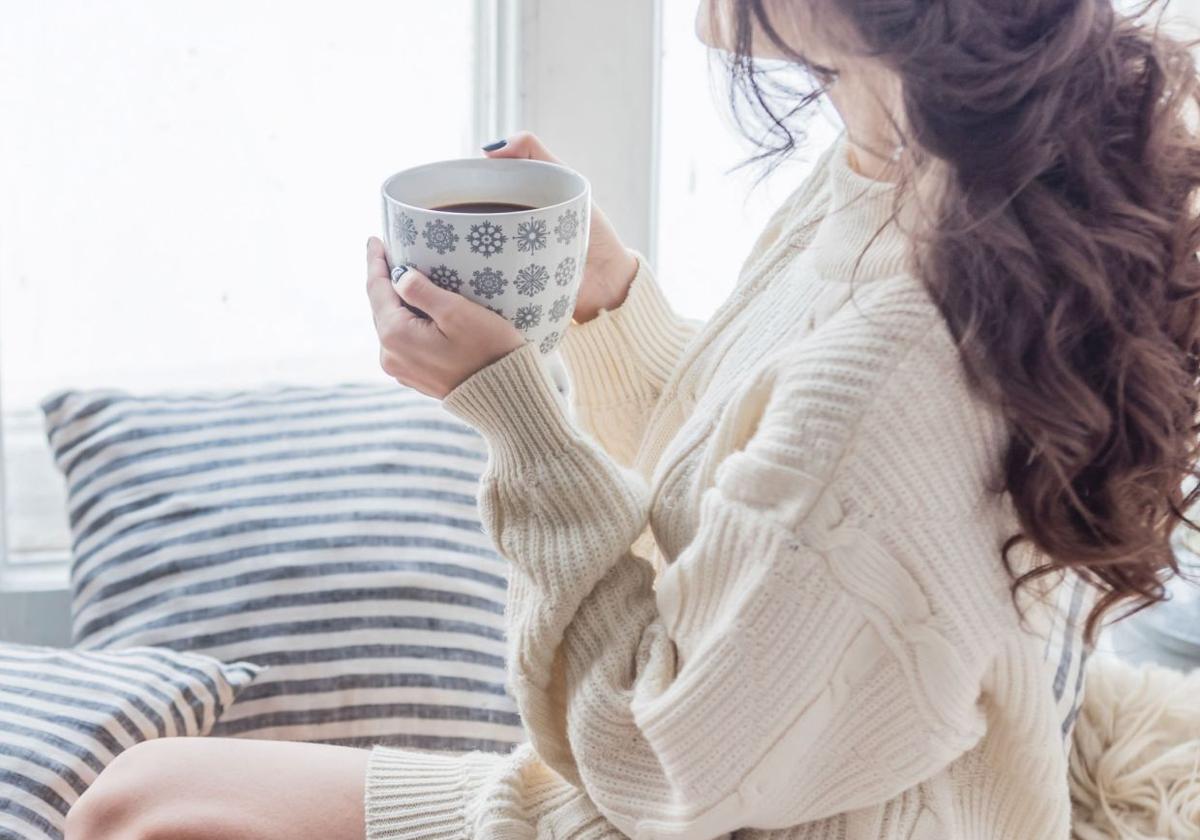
<box><xmin>381</xmin><ymin>158</ymin><xmax>591</xmax><ymax>396</ymax></box>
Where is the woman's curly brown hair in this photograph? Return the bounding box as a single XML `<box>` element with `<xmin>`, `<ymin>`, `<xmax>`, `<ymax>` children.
<box><xmin>720</xmin><ymin>0</ymin><xmax>1200</xmax><ymax>643</ymax></box>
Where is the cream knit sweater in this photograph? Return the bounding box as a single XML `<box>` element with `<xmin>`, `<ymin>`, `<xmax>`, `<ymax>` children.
<box><xmin>364</xmin><ymin>133</ymin><xmax>1091</xmax><ymax>840</ymax></box>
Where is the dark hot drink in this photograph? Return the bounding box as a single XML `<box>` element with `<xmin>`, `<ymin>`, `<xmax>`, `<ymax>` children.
<box><xmin>432</xmin><ymin>201</ymin><xmax>538</xmax><ymax>214</ymax></box>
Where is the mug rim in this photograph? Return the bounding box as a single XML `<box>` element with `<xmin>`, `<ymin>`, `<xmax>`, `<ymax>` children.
<box><xmin>381</xmin><ymin>157</ymin><xmax>590</xmax><ymax>217</ymax></box>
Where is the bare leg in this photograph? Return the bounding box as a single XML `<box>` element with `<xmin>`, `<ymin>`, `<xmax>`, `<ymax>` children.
<box><xmin>64</xmin><ymin>737</ymin><xmax>370</xmax><ymax>840</ymax></box>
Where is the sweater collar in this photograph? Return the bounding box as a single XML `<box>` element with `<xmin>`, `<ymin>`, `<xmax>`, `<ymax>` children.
<box><xmin>805</xmin><ymin>132</ymin><xmax>910</xmax><ymax>283</ymax></box>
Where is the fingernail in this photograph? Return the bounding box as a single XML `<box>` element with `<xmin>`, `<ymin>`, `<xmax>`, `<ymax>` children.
<box><xmin>367</xmin><ymin>238</ymin><xmax>375</xmax><ymax>252</ymax></box>
<box><xmin>482</xmin><ymin>138</ymin><xmax>508</xmax><ymax>152</ymax></box>
<box><xmin>390</xmin><ymin>265</ymin><xmax>409</xmax><ymax>284</ymax></box>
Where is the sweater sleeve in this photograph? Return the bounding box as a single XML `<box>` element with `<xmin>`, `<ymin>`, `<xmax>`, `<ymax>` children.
<box><xmin>441</xmin><ymin>339</ymin><xmax>991</xmax><ymax>840</ymax></box>
<box><xmin>557</xmin><ymin>252</ymin><xmax>703</xmax><ymax>467</ymax></box>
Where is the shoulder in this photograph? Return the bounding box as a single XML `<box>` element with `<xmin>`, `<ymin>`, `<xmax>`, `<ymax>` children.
<box><xmin>783</xmin><ymin>274</ymin><xmax>950</xmax><ymax>384</ymax></box>
<box><xmin>736</xmin><ymin>273</ymin><xmax>1009</xmax><ymax>518</ymax></box>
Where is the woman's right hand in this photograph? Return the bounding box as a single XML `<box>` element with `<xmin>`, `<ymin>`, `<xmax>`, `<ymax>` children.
<box><xmin>484</xmin><ymin>132</ymin><xmax>639</xmax><ymax>324</ymax></box>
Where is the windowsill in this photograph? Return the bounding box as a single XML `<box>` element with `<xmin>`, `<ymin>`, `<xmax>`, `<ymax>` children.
<box><xmin>0</xmin><ymin>554</ymin><xmax>70</xmax><ymax>593</ymax></box>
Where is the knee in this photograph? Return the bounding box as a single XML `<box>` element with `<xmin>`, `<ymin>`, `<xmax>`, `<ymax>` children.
<box><xmin>65</xmin><ymin>740</ymin><xmax>192</xmax><ymax>840</ymax></box>
<box><xmin>66</xmin><ymin>742</ymin><xmax>145</xmax><ymax>840</ymax></box>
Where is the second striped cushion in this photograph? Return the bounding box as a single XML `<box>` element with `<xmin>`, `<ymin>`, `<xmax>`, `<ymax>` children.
<box><xmin>0</xmin><ymin>643</ymin><xmax>257</xmax><ymax>840</ymax></box>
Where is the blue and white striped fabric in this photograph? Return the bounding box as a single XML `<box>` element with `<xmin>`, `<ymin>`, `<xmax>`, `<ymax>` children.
<box><xmin>1042</xmin><ymin>571</ymin><xmax>1094</xmax><ymax>748</ymax></box>
<box><xmin>42</xmin><ymin>383</ymin><xmax>524</xmax><ymax>752</ymax></box>
<box><xmin>0</xmin><ymin>642</ymin><xmax>257</xmax><ymax>840</ymax></box>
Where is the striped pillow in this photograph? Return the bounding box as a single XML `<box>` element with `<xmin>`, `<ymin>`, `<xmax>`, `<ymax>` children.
<box><xmin>42</xmin><ymin>383</ymin><xmax>523</xmax><ymax>752</ymax></box>
<box><xmin>0</xmin><ymin>643</ymin><xmax>257</xmax><ymax>840</ymax></box>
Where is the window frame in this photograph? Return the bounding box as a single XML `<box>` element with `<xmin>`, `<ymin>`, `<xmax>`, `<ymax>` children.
<box><xmin>513</xmin><ymin>0</ymin><xmax>663</xmax><ymax>261</ymax></box>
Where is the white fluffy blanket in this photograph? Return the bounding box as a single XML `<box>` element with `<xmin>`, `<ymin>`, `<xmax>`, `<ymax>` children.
<box><xmin>1071</xmin><ymin>656</ymin><xmax>1200</xmax><ymax>839</ymax></box>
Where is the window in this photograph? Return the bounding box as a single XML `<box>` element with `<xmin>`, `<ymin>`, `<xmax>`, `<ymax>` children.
<box><xmin>0</xmin><ymin>0</ymin><xmax>493</xmax><ymax>587</ymax></box>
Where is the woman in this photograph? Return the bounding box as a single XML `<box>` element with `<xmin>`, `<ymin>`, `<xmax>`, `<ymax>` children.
<box><xmin>66</xmin><ymin>1</ymin><xmax>1200</xmax><ymax>838</ymax></box>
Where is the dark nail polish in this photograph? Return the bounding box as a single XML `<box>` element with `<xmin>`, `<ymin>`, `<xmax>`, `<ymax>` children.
<box><xmin>482</xmin><ymin>138</ymin><xmax>508</xmax><ymax>152</ymax></box>
<box><xmin>390</xmin><ymin>265</ymin><xmax>409</xmax><ymax>284</ymax></box>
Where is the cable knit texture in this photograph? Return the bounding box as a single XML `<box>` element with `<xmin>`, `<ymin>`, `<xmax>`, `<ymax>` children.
<box><xmin>364</xmin><ymin>133</ymin><xmax>1085</xmax><ymax>840</ymax></box>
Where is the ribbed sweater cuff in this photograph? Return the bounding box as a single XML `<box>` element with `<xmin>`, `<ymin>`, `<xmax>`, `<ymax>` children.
<box><xmin>364</xmin><ymin>747</ymin><xmax>492</xmax><ymax>840</ymax></box>
<box><xmin>559</xmin><ymin>251</ymin><xmax>698</xmax><ymax>407</ymax></box>
<box><xmin>441</xmin><ymin>341</ymin><xmax>583</xmax><ymax>478</ymax></box>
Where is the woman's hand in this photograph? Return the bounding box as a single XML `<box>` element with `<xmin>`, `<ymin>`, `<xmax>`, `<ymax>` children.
<box><xmin>484</xmin><ymin>132</ymin><xmax>638</xmax><ymax>323</ymax></box>
<box><xmin>366</xmin><ymin>237</ymin><xmax>526</xmax><ymax>399</ymax></box>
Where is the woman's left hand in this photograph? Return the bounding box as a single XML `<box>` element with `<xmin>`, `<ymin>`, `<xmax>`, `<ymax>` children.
<box><xmin>366</xmin><ymin>236</ymin><xmax>526</xmax><ymax>399</ymax></box>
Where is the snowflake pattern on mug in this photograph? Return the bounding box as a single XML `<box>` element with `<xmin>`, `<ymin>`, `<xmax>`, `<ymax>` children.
<box><xmin>513</xmin><ymin>303</ymin><xmax>543</xmax><ymax>330</ymax></box>
<box><xmin>470</xmin><ymin>267</ymin><xmax>508</xmax><ymax>299</ymax></box>
<box><xmin>515</xmin><ymin>218</ymin><xmax>548</xmax><ymax>253</ymax></box>
<box><xmin>430</xmin><ymin>265</ymin><xmax>462</xmax><ymax>292</ymax></box>
<box><xmin>392</xmin><ymin>212</ymin><xmax>417</xmax><ymax>247</ymax></box>
<box><xmin>549</xmin><ymin>294</ymin><xmax>572</xmax><ymax>321</ymax></box>
<box><xmin>466</xmin><ymin>221</ymin><xmax>507</xmax><ymax>258</ymax></box>
<box><xmin>422</xmin><ymin>219</ymin><xmax>459</xmax><ymax>255</ymax></box>
<box><xmin>514</xmin><ymin>264</ymin><xmax>549</xmax><ymax>297</ymax></box>
<box><xmin>554</xmin><ymin>209</ymin><xmax>580</xmax><ymax>245</ymax></box>
<box><xmin>539</xmin><ymin>331</ymin><xmax>561</xmax><ymax>354</ymax></box>
<box><xmin>555</xmin><ymin>257</ymin><xmax>577</xmax><ymax>287</ymax></box>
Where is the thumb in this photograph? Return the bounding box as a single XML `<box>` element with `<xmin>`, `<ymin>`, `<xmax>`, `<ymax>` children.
<box><xmin>482</xmin><ymin>131</ymin><xmax>563</xmax><ymax>165</ymax></box>
<box><xmin>391</xmin><ymin>265</ymin><xmax>460</xmax><ymax>326</ymax></box>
